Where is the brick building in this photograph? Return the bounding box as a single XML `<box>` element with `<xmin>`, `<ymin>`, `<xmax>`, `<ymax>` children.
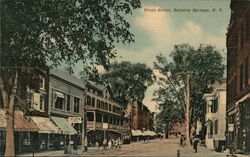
<box><xmin>226</xmin><ymin>0</ymin><xmax>250</xmax><ymax>153</ymax></box>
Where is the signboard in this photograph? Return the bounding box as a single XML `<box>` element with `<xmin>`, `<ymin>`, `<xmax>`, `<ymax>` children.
<box><xmin>69</xmin><ymin>117</ymin><xmax>82</xmax><ymax>124</ymax></box>
<box><xmin>103</xmin><ymin>123</ymin><xmax>108</xmax><ymax>129</ymax></box>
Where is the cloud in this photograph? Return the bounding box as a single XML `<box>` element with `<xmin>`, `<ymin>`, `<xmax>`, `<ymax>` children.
<box><xmin>116</xmin><ymin>5</ymin><xmax>227</xmax><ymax>112</ymax></box>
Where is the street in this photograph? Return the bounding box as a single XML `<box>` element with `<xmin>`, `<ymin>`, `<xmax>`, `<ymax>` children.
<box><xmin>17</xmin><ymin>138</ymin><xmax>244</xmax><ymax>157</ymax></box>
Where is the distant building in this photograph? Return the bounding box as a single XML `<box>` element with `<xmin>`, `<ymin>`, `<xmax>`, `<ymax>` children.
<box><xmin>203</xmin><ymin>81</ymin><xmax>226</xmax><ymax>151</ymax></box>
<box><xmin>85</xmin><ymin>81</ymin><xmax>128</xmax><ymax>146</ymax></box>
<box><xmin>226</xmin><ymin>0</ymin><xmax>250</xmax><ymax>153</ymax></box>
<box><xmin>132</xmin><ymin>100</ymin><xmax>154</xmax><ymax>131</ymax></box>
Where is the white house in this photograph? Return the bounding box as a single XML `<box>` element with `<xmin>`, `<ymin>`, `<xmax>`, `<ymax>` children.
<box><xmin>203</xmin><ymin>81</ymin><xmax>226</xmax><ymax>151</ymax></box>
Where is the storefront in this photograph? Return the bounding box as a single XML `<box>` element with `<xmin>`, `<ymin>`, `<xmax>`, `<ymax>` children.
<box><xmin>0</xmin><ymin>110</ymin><xmax>39</xmax><ymax>154</ymax></box>
<box><xmin>50</xmin><ymin>116</ymin><xmax>77</xmax><ymax>149</ymax></box>
<box><xmin>30</xmin><ymin>116</ymin><xmax>60</xmax><ymax>150</ymax></box>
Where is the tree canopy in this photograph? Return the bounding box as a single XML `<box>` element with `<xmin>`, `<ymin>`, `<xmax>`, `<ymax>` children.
<box><xmin>0</xmin><ymin>1</ymin><xmax>141</xmax><ymax>155</ymax></box>
<box><xmin>101</xmin><ymin>61</ymin><xmax>156</xmax><ymax>104</ymax></box>
<box><xmin>153</xmin><ymin>44</ymin><xmax>225</xmax><ymax>128</ymax></box>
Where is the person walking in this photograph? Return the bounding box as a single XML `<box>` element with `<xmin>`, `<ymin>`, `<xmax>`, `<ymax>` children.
<box><xmin>193</xmin><ymin>134</ymin><xmax>199</xmax><ymax>153</ymax></box>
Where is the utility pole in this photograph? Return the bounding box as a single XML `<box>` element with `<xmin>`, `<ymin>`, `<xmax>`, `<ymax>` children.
<box><xmin>186</xmin><ymin>74</ymin><xmax>190</xmax><ymax>147</ymax></box>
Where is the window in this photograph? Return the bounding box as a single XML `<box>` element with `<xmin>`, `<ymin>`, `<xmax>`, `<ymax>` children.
<box><xmin>87</xmin><ymin>112</ymin><xmax>94</xmax><ymax>121</ymax></box>
<box><xmin>96</xmin><ymin>113</ymin><xmax>102</xmax><ymax>122</ymax></box>
<box><xmin>214</xmin><ymin>120</ymin><xmax>218</xmax><ymax>135</ymax></box>
<box><xmin>101</xmin><ymin>101</ymin><xmax>104</xmax><ymax>109</ymax></box>
<box><xmin>103</xmin><ymin>115</ymin><xmax>108</xmax><ymax>123</ymax></box>
<box><xmin>211</xmin><ymin>98</ymin><xmax>218</xmax><ymax>113</ymax></box>
<box><xmin>26</xmin><ymin>92</ymin><xmax>34</xmax><ymax>108</ymax></box>
<box><xmin>86</xmin><ymin>96</ymin><xmax>91</xmax><ymax>106</ymax></box>
<box><xmin>91</xmin><ymin>97</ymin><xmax>95</xmax><ymax>107</ymax></box>
<box><xmin>66</xmin><ymin>95</ymin><xmax>70</xmax><ymax>111</ymax></box>
<box><xmin>40</xmin><ymin>94</ymin><xmax>45</xmax><ymax>111</ymax></box>
<box><xmin>39</xmin><ymin>77</ymin><xmax>45</xmax><ymax>90</ymax></box>
<box><xmin>109</xmin><ymin>104</ymin><xmax>112</xmax><ymax>111</ymax></box>
<box><xmin>104</xmin><ymin>103</ymin><xmax>108</xmax><ymax>110</ymax></box>
<box><xmin>74</xmin><ymin>97</ymin><xmax>80</xmax><ymax>113</ymax></box>
<box><xmin>97</xmin><ymin>100</ymin><xmax>100</xmax><ymax>108</ymax></box>
<box><xmin>109</xmin><ymin>116</ymin><xmax>113</xmax><ymax>124</ymax></box>
<box><xmin>55</xmin><ymin>91</ymin><xmax>65</xmax><ymax>109</ymax></box>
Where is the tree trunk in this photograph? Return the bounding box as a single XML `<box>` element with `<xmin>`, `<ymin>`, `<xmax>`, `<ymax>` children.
<box><xmin>5</xmin><ymin>71</ymin><xmax>18</xmax><ymax>156</ymax></box>
<box><xmin>0</xmin><ymin>74</ymin><xmax>9</xmax><ymax>108</ymax></box>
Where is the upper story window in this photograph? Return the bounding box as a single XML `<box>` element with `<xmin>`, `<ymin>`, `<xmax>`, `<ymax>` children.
<box><xmin>66</xmin><ymin>95</ymin><xmax>70</xmax><ymax>111</ymax></box>
<box><xmin>40</xmin><ymin>94</ymin><xmax>46</xmax><ymax>111</ymax></box>
<box><xmin>91</xmin><ymin>97</ymin><xmax>95</xmax><ymax>107</ymax></box>
<box><xmin>86</xmin><ymin>96</ymin><xmax>91</xmax><ymax>106</ymax></box>
<box><xmin>211</xmin><ymin>98</ymin><xmax>218</xmax><ymax>113</ymax></box>
<box><xmin>26</xmin><ymin>91</ymin><xmax>34</xmax><ymax>108</ymax></box>
<box><xmin>74</xmin><ymin>97</ymin><xmax>80</xmax><ymax>113</ymax></box>
<box><xmin>39</xmin><ymin>77</ymin><xmax>45</xmax><ymax>90</ymax></box>
<box><xmin>97</xmin><ymin>100</ymin><xmax>100</xmax><ymax>108</ymax></box>
<box><xmin>55</xmin><ymin>91</ymin><xmax>65</xmax><ymax>109</ymax></box>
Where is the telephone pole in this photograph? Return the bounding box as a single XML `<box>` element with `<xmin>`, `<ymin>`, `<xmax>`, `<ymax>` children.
<box><xmin>186</xmin><ymin>74</ymin><xmax>190</xmax><ymax>147</ymax></box>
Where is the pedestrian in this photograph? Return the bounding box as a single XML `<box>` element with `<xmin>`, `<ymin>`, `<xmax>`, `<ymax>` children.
<box><xmin>118</xmin><ymin>137</ymin><xmax>122</xmax><ymax>149</ymax></box>
<box><xmin>95</xmin><ymin>141</ymin><xmax>99</xmax><ymax>151</ymax></box>
<box><xmin>103</xmin><ymin>139</ymin><xmax>107</xmax><ymax>150</ymax></box>
<box><xmin>108</xmin><ymin>139</ymin><xmax>112</xmax><ymax>149</ymax></box>
<box><xmin>179</xmin><ymin>134</ymin><xmax>184</xmax><ymax>147</ymax></box>
<box><xmin>193</xmin><ymin>134</ymin><xmax>199</xmax><ymax>153</ymax></box>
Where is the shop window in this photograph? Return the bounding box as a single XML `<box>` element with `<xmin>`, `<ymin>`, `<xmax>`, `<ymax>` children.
<box><xmin>87</xmin><ymin>112</ymin><xmax>94</xmax><ymax>121</ymax></box>
<box><xmin>121</xmin><ymin>120</ymin><xmax>123</xmax><ymax>126</ymax></box>
<box><xmin>74</xmin><ymin>97</ymin><xmax>80</xmax><ymax>113</ymax></box>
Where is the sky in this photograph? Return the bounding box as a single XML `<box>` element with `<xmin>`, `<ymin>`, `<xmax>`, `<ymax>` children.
<box><xmin>114</xmin><ymin>0</ymin><xmax>231</xmax><ymax>112</ymax></box>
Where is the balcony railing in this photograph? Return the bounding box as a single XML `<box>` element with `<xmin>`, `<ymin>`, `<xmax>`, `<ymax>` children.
<box><xmin>87</xmin><ymin>121</ymin><xmax>126</xmax><ymax>132</ymax></box>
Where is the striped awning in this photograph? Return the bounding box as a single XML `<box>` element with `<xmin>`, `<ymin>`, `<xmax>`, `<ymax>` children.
<box><xmin>50</xmin><ymin>116</ymin><xmax>77</xmax><ymax>135</ymax></box>
<box><xmin>31</xmin><ymin>116</ymin><xmax>60</xmax><ymax>134</ymax></box>
<box><xmin>131</xmin><ymin>129</ymin><xmax>142</xmax><ymax>136</ymax></box>
<box><xmin>0</xmin><ymin>110</ymin><xmax>39</xmax><ymax>132</ymax></box>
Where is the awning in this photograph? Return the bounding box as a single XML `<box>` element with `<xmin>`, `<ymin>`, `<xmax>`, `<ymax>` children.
<box><xmin>131</xmin><ymin>129</ymin><xmax>142</xmax><ymax>136</ymax></box>
<box><xmin>50</xmin><ymin>116</ymin><xmax>77</xmax><ymax>135</ymax></box>
<box><xmin>30</xmin><ymin>116</ymin><xmax>60</xmax><ymax>134</ymax></box>
<box><xmin>0</xmin><ymin>110</ymin><xmax>39</xmax><ymax>132</ymax></box>
<box><xmin>55</xmin><ymin>91</ymin><xmax>64</xmax><ymax>98</ymax></box>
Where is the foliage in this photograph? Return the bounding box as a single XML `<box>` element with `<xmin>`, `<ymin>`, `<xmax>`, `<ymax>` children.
<box><xmin>0</xmin><ymin>0</ymin><xmax>140</xmax><ymax>155</ymax></box>
<box><xmin>153</xmin><ymin>44</ymin><xmax>225</xmax><ymax>126</ymax></box>
<box><xmin>1</xmin><ymin>0</ymin><xmax>141</xmax><ymax>94</ymax></box>
<box><xmin>101</xmin><ymin>61</ymin><xmax>156</xmax><ymax>104</ymax></box>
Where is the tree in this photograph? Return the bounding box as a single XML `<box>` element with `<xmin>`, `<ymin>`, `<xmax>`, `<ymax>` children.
<box><xmin>0</xmin><ymin>0</ymin><xmax>141</xmax><ymax>155</ymax></box>
<box><xmin>154</xmin><ymin>44</ymin><xmax>225</xmax><ymax>135</ymax></box>
<box><xmin>101</xmin><ymin>61</ymin><xmax>155</xmax><ymax>104</ymax></box>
